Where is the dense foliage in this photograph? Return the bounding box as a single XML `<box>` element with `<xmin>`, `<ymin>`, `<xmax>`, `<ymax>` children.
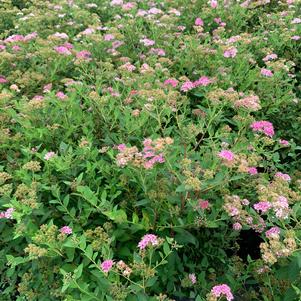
<box><xmin>1</xmin><ymin>0</ymin><xmax>301</xmax><ymax>300</ymax></box>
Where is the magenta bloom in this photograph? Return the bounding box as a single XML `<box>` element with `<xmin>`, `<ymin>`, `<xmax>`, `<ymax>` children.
<box><xmin>253</xmin><ymin>201</ymin><xmax>271</xmax><ymax>213</ymax></box>
<box><xmin>223</xmin><ymin>47</ymin><xmax>237</xmax><ymax>58</ymax></box>
<box><xmin>261</xmin><ymin>68</ymin><xmax>273</xmax><ymax>77</ymax></box>
<box><xmin>60</xmin><ymin>226</ymin><xmax>72</xmax><ymax>235</ymax></box>
<box><xmin>199</xmin><ymin>199</ymin><xmax>210</xmax><ymax>210</ymax></box>
<box><xmin>138</xmin><ymin>234</ymin><xmax>158</xmax><ymax>250</ymax></box>
<box><xmin>56</xmin><ymin>91</ymin><xmax>67</xmax><ymax>100</ymax></box>
<box><xmin>101</xmin><ymin>260</ymin><xmax>114</xmax><ymax>273</ymax></box>
<box><xmin>44</xmin><ymin>151</ymin><xmax>56</xmax><ymax>160</ymax></box>
<box><xmin>265</xmin><ymin>226</ymin><xmax>280</xmax><ymax>238</ymax></box>
<box><xmin>248</xmin><ymin>167</ymin><xmax>258</xmax><ymax>175</ymax></box>
<box><xmin>279</xmin><ymin>139</ymin><xmax>289</xmax><ymax>146</ymax></box>
<box><xmin>0</xmin><ymin>76</ymin><xmax>8</xmax><ymax>83</ymax></box>
<box><xmin>233</xmin><ymin>222</ymin><xmax>242</xmax><ymax>231</ymax></box>
<box><xmin>54</xmin><ymin>46</ymin><xmax>72</xmax><ymax>55</ymax></box>
<box><xmin>180</xmin><ymin>81</ymin><xmax>194</xmax><ymax>92</ymax></box>
<box><xmin>189</xmin><ymin>273</ymin><xmax>197</xmax><ymax>284</ymax></box>
<box><xmin>0</xmin><ymin>208</ymin><xmax>14</xmax><ymax>219</ymax></box>
<box><xmin>210</xmin><ymin>0</ymin><xmax>218</xmax><ymax>8</ymax></box>
<box><xmin>211</xmin><ymin>284</ymin><xmax>234</xmax><ymax>301</ymax></box>
<box><xmin>193</xmin><ymin>76</ymin><xmax>213</xmax><ymax>87</ymax></box>
<box><xmin>140</xmin><ymin>38</ymin><xmax>155</xmax><ymax>47</ymax></box>
<box><xmin>250</xmin><ymin>120</ymin><xmax>274</xmax><ymax>137</ymax></box>
<box><xmin>195</xmin><ymin>18</ymin><xmax>204</xmax><ymax>26</ymax></box>
<box><xmin>291</xmin><ymin>35</ymin><xmax>300</xmax><ymax>41</ymax></box>
<box><xmin>218</xmin><ymin>150</ymin><xmax>234</xmax><ymax>162</ymax></box>
<box><xmin>76</xmin><ymin>50</ymin><xmax>91</xmax><ymax>60</ymax></box>
<box><xmin>275</xmin><ymin>172</ymin><xmax>291</xmax><ymax>181</ymax></box>
<box><xmin>164</xmin><ymin>78</ymin><xmax>179</xmax><ymax>88</ymax></box>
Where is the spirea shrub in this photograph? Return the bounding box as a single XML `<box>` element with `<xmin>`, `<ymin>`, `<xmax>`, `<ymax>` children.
<box><xmin>1</xmin><ymin>0</ymin><xmax>301</xmax><ymax>300</ymax></box>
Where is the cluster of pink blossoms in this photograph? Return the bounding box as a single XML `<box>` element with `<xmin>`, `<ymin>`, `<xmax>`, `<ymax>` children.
<box><xmin>265</xmin><ymin>226</ymin><xmax>280</xmax><ymax>238</ymax></box>
<box><xmin>223</xmin><ymin>47</ymin><xmax>238</xmax><ymax>58</ymax></box>
<box><xmin>253</xmin><ymin>196</ymin><xmax>290</xmax><ymax>219</ymax></box>
<box><xmin>101</xmin><ymin>259</ymin><xmax>114</xmax><ymax>273</ymax></box>
<box><xmin>44</xmin><ymin>151</ymin><xmax>56</xmax><ymax>160</ymax></box>
<box><xmin>0</xmin><ymin>208</ymin><xmax>14</xmax><ymax>219</ymax></box>
<box><xmin>210</xmin><ymin>284</ymin><xmax>234</xmax><ymax>301</ymax></box>
<box><xmin>234</xmin><ymin>95</ymin><xmax>261</xmax><ymax>111</ymax></box>
<box><xmin>138</xmin><ymin>234</ymin><xmax>159</xmax><ymax>250</ymax></box>
<box><xmin>180</xmin><ymin>76</ymin><xmax>213</xmax><ymax>92</ymax></box>
<box><xmin>116</xmin><ymin>137</ymin><xmax>173</xmax><ymax>169</ymax></box>
<box><xmin>250</xmin><ymin>121</ymin><xmax>274</xmax><ymax>137</ymax></box>
<box><xmin>60</xmin><ymin>226</ymin><xmax>72</xmax><ymax>235</ymax></box>
<box><xmin>218</xmin><ymin>150</ymin><xmax>235</xmax><ymax>162</ymax></box>
<box><xmin>275</xmin><ymin>172</ymin><xmax>291</xmax><ymax>181</ymax></box>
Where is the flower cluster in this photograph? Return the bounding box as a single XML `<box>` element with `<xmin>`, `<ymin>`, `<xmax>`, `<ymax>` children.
<box><xmin>116</xmin><ymin>137</ymin><xmax>173</xmax><ymax>169</ymax></box>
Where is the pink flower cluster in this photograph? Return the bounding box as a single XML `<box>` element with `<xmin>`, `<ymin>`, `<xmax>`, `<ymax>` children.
<box><xmin>180</xmin><ymin>76</ymin><xmax>213</xmax><ymax>92</ymax></box>
<box><xmin>76</xmin><ymin>50</ymin><xmax>92</xmax><ymax>60</ymax></box>
<box><xmin>265</xmin><ymin>226</ymin><xmax>280</xmax><ymax>238</ymax></box>
<box><xmin>250</xmin><ymin>121</ymin><xmax>274</xmax><ymax>137</ymax></box>
<box><xmin>164</xmin><ymin>78</ymin><xmax>179</xmax><ymax>88</ymax></box>
<box><xmin>3</xmin><ymin>32</ymin><xmax>37</xmax><ymax>44</ymax></box>
<box><xmin>210</xmin><ymin>284</ymin><xmax>234</xmax><ymax>301</ymax></box>
<box><xmin>189</xmin><ymin>273</ymin><xmax>197</xmax><ymax>284</ymax></box>
<box><xmin>138</xmin><ymin>234</ymin><xmax>158</xmax><ymax>250</ymax></box>
<box><xmin>0</xmin><ymin>208</ymin><xmax>14</xmax><ymax>219</ymax></box>
<box><xmin>218</xmin><ymin>150</ymin><xmax>235</xmax><ymax>162</ymax></box>
<box><xmin>60</xmin><ymin>226</ymin><xmax>72</xmax><ymax>235</ymax></box>
<box><xmin>254</xmin><ymin>201</ymin><xmax>272</xmax><ymax>213</ymax></box>
<box><xmin>223</xmin><ymin>47</ymin><xmax>238</xmax><ymax>58</ymax></box>
<box><xmin>101</xmin><ymin>259</ymin><xmax>114</xmax><ymax>273</ymax></box>
<box><xmin>116</xmin><ymin>137</ymin><xmax>172</xmax><ymax>169</ymax></box>
<box><xmin>235</xmin><ymin>95</ymin><xmax>261</xmax><ymax>111</ymax></box>
<box><xmin>275</xmin><ymin>172</ymin><xmax>291</xmax><ymax>181</ymax></box>
<box><xmin>44</xmin><ymin>151</ymin><xmax>56</xmax><ymax>160</ymax></box>
<box><xmin>261</xmin><ymin>68</ymin><xmax>273</xmax><ymax>77</ymax></box>
<box><xmin>140</xmin><ymin>38</ymin><xmax>155</xmax><ymax>47</ymax></box>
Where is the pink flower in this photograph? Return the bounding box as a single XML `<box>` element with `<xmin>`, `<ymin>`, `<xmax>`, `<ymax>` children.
<box><xmin>210</xmin><ymin>0</ymin><xmax>218</xmax><ymax>8</ymax></box>
<box><xmin>60</xmin><ymin>226</ymin><xmax>72</xmax><ymax>235</ymax></box>
<box><xmin>292</xmin><ymin>18</ymin><xmax>301</xmax><ymax>24</ymax></box>
<box><xmin>223</xmin><ymin>47</ymin><xmax>237</xmax><ymax>58</ymax></box>
<box><xmin>138</xmin><ymin>234</ymin><xmax>158</xmax><ymax>250</ymax></box>
<box><xmin>263</xmin><ymin>53</ymin><xmax>278</xmax><ymax>62</ymax></box>
<box><xmin>211</xmin><ymin>284</ymin><xmax>234</xmax><ymax>301</ymax></box>
<box><xmin>253</xmin><ymin>201</ymin><xmax>271</xmax><ymax>213</ymax></box>
<box><xmin>279</xmin><ymin>139</ymin><xmax>289</xmax><ymax>146</ymax></box>
<box><xmin>149</xmin><ymin>48</ymin><xmax>165</xmax><ymax>56</ymax></box>
<box><xmin>193</xmin><ymin>76</ymin><xmax>213</xmax><ymax>87</ymax></box>
<box><xmin>44</xmin><ymin>151</ymin><xmax>56</xmax><ymax>160</ymax></box>
<box><xmin>273</xmin><ymin>196</ymin><xmax>289</xmax><ymax>219</ymax></box>
<box><xmin>195</xmin><ymin>18</ymin><xmax>204</xmax><ymax>26</ymax></box>
<box><xmin>233</xmin><ymin>222</ymin><xmax>242</xmax><ymax>231</ymax></box>
<box><xmin>56</xmin><ymin>91</ymin><xmax>68</xmax><ymax>100</ymax></box>
<box><xmin>260</xmin><ymin>68</ymin><xmax>273</xmax><ymax>77</ymax></box>
<box><xmin>0</xmin><ymin>76</ymin><xmax>8</xmax><ymax>84</ymax></box>
<box><xmin>291</xmin><ymin>35</ymin><xmax>300</xmax><ymax>41</ymax></box>
<box><xmin>218</xmin><ymin>150</ymin><xmax>234</xmax><ymax>162</ymax></box>
<box><xmin>140</xmin><ymin>38</ymin><xmax>155</xmax><ymax>47</ymax></box>
<box><xmin>54</xmin><ymin>46</ymin><xmax>72</xmax><ymax>55</ymax></box>
<box><xmin>43</xmin><ymin>83</ymin><xmax>52</xmax><ymax>93</ymax></box>
<box><xmin>0</xmin><ymin>208</ymin><xmax>14</xmax><ymax>219</ymax></box>
<box><xmin>275</xmin><ymin>172</ymin><xmax>291</xmax><ymax>181</ymax></box>
<box><xmin>104</xmin><ymin>34</ymin><xmax>115</xmax><ymax>41</ymax></box>
<box><xmin>117</xmin><ymin>144</ymin><xmax>126</xmax><ymax>151</ymax></box>
<box><xmin>76</xmin><ymin>50</ymin><xmax>91</xmax><ymax>60</ymax></box>
<box><xmin>164</xmin><ymin>78</ymin><xmax>179</xmax><ymax>88</ymax></box>
<box><xmin>265</xmin><ymin>226</ymin><xmax>280</xmax><ymax>238</ymax></box>
<box><xmin>180</xmin><ymin>81</ymin><xmax>194</xmax><ymax>92</ymax></box>
<box><xmin>250</xmin><ymin>121</ymin><xmax>274</xmax><ymax>137</ymax></box>
<box><xmin>101</xmin><ymin>260</ymin><xmax>114</xmax><ymax>273</ymax></box>
<box><xmin>248</xmin><ymin>167</ymin><xmax>258</xmax><ymax>175</ymax></box>
<box><xmin>189</xmin><ymin>273</ymin><xmax>197</xmax><ymax>284</ymax></box>
<box><xmin>199</xmin><ymin>200</ymin><xmax>210</xmax><ymax>210</ymax></box>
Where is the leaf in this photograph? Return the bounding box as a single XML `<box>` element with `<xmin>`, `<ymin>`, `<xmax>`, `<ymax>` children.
<box><xmin>74</xmin><ymin>263</ymin><xmax>83</xmax><ymax>279</ymax></box>
<box><xmin>145</xmin><ymin>276</ymin><xmax>158</xmax><ymax>288</ymax></box>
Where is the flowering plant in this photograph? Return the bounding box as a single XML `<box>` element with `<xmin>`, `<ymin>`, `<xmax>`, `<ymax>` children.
<box><xmin>1</xmin><ymin>0</ymin><xmax>301</xmax><ymax>300</ymax></box>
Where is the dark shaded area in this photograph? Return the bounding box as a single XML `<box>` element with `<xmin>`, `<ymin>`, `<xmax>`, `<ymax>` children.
<box><xmin>237</xmin><ymin>229</ymin><xmax>263</xmax><ymax>262</ymax></box>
